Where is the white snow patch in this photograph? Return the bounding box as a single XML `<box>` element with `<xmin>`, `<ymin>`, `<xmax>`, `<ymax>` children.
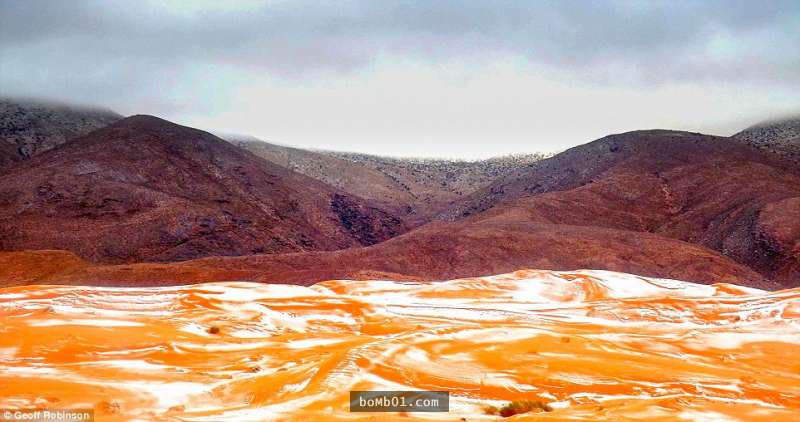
<box><xmin>287</xmin><ymin>338</ymin><xmax>344</xmax><ymax>349</ymax></box>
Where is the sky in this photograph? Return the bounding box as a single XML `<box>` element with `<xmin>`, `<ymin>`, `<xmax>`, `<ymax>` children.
<box><xmin>1</xmin><ymin>0</ymin><xmax>799</xmax><ymax>159</ymax></box>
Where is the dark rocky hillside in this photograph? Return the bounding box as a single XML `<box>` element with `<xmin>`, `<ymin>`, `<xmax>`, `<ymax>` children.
<box><xmin>0</xmin><ymin>98</ymin><xmax>122</xmax><ymax>168</ymax></box>
<box><xmin>733</xmin><ymin>115</ymin><xmax>800</xmax><ymax>165</ymax></box>
<box><xmin>438</xmin><ymin>130</ymin><xmax>800</xmax><ymax>287</ymax></box>
<box><xmin>0</xmin><ymin>115</ymin><xmax>406</xmax><ymax>263</ymax></box>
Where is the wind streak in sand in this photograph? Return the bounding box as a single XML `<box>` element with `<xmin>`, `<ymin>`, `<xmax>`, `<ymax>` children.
<box><xmin>1</xmin><ymin>270</ymin><xmax>799</xmax><ymax>421</ymax></box>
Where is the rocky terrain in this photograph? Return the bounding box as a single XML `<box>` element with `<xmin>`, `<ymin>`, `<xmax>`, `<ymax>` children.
<box><xmin>2</xmin><ymin>269</ymin><xmax>798</xmax><ymax>420</ymax></box>
<box><xmin>231</xmin><ymin>137</ymin><xmax>420</xmax><ymax>217</ymax></box>
<box><xmin>733</xmin><ymin>115</ymin><xmax>800</xmax><ymax>165</ymax></box>
<box><xmin>0</xmin><ymin>140</ymin><xmax>19</xmax><ymax>168</ymax></box>
<box><xmin>0</xmin><ymin>115</ymin><xmax>405</xmax><ymax>263</ymax></box>
<box><xmin>232</xmin><ymin>135</ymin><xmax>548</xmax><ymax>221</ymax></box>
<box><xmin>436</xmin><ymin>130</ymin><xmax>800</xmax><ymax>287</ymax></box>
<box><xmin>0</xmin><ymin>98</ymin><xmax>121</xmax><ymax>169</ymax></box>
<box><xmin>328</xmin><ymin>150</ymin><xmax>550</xmax><ymax>220</ymax></box>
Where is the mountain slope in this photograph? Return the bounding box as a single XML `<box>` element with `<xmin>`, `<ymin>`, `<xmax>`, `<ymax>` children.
<box><xmin>438</xmin><ymin>130</ymin><xmax>794</xmax><ymax>220</ymax></box>
<box><xmin>0</xmin><ymin>115</ymin><xmax>405</xmax><ymax>263</ymax></box>
<box><xmin>733</xmin><ymin>115</ymin><xmax>800</xmax><ymax>165</ymax></box>
<box><xmin>170</xmin><ymin>219</ymin><xmax>774</xmax><ymax>288</ymax></box>
<box><xmin>232</xmin><ymin>138</ymin><xmax>419</xmax><ymax>215</ymax></box>
<box><xmin>327</xmin><ymin>150</ymin><xmax>549</xmax><ymax>220</ymax></box>
<box><xmin>232</xmin><ymin>136</ymin><xmax>548</xmax><ymax>221</ymax></box>
<box><xmin>0</xmin><ymin>98</ymin><xmax>122</xmax><ymax>167</ymax></box>
<box><xmin>0</xmin><ymin>140</ymin><xmax>19</xmax><ymax>168</ymax></box>
<box><xmin>0</xmin><ymin>215</ymin><xmax>769</xmax><ymax>289</ymax></box>
<box><xmin>436</xmin><ymin>130</ymin><xmax>800</xmax><ymax>286</ymax></box>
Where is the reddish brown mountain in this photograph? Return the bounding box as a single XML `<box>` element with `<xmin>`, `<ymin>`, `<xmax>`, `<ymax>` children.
<box><xmin>438</xmin><ymin>130</ymin><xmax>795</xmax><ymax>219</ymax></box>
<box><xmin>438</xmin><ymin>130</ymin><xmax>800</xmax><ymax>287</ymax></box>
<box><xmin>0</xmin><ymin>115</ymin><xmax>405</xmax><ymax>263</ymax></box>
<box><xmin>2</xmin><ymin>119</ymin><xmax>797</xmax><ymax>290</ymax></box>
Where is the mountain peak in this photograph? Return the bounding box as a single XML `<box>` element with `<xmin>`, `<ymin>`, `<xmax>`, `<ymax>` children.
<box><xmin>733</xmin><ymin>113</ymin><xmax>800</xmax><ymax>164</ymax></box>
<box><xmin>0</xmin><ymin>113</ymin><xmax>406</xmax><ymax>264</ymax></box>
<box><xmin>121</xmin><ymin>114</ymin><xmax>170</xmax><ymax>125</ymax></box>
<box><xmin>105</xmin><ymin>114</ymin><xmax>206</xmax><ymax>137</ymax></box>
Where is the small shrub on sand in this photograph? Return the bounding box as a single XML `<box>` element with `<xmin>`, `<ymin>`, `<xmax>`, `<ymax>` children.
<box><xmin>484</xmin><ymin>405</ymin><xmax>500</xmax><ymax>415</ymax></box>
<box><xmin>484</xmin><ymin>400</ymin><xmax>553</xmax><ymax>417</ymax></box>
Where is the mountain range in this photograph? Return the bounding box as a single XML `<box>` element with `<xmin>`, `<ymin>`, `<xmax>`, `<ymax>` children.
<box><xmin>0</xmin><ymin>98</ymin><xmax>798</xmax><ymax>289</ymax></box>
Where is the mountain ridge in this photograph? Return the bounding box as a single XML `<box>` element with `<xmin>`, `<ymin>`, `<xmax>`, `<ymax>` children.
<box><xmin>231</xmin><ymin>135</ymin><xmax>549</xmax><ymax>221</ymax></box>
<box><xmin>0</xmin><ymin>114</ymin><xmax>406</xmax><ymax>263</ymax></box>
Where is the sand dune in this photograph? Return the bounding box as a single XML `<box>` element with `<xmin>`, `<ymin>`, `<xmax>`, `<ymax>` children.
<box><xmin>1</xmin><ymin>269</ymin><xmax>798</xmax><ymax>420</ymax></box>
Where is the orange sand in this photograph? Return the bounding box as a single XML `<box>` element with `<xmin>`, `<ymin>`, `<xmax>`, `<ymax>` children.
<box><xmin>1</xmin><ymin>269</ymin><xmax>798</xmax><ymax>421</ymax></box>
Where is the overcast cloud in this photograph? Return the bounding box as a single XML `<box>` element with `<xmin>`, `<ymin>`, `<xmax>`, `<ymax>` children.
<box><xmin>1</xmin><ymin>0</ymin><xmax>798</xmax><ymax>158</ymax></box>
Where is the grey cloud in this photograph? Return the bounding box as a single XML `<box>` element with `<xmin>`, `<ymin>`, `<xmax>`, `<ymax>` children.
<box><xmin>1</xmin><ymin>0</ymin><xmax>798</xmax><ymax>110</ymax></box>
